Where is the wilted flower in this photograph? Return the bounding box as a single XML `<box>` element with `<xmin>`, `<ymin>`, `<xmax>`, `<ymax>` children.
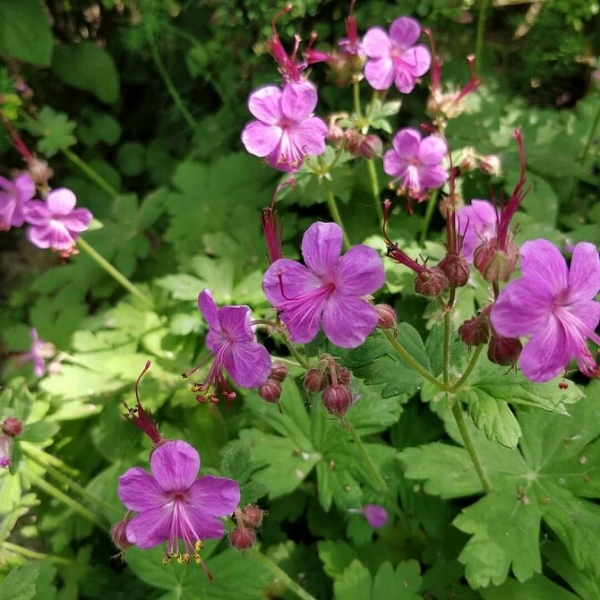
<box><xmin>0</xmin><ymin>173</ymin><xmax>36</xmax><ymax>230</ymax></box>
<box><xmin>362</xmin><ymin>17</ymin><xmax>430</xmax><ymax>93</ymax></box>
<box><xmin>384</xmin><ymin>128</ymin><xmax>447</xmax><ymax>200</ymax></box>
<box><xmin>263</xmin><ymin>222</ymin><xmax>385</xmax><ymax>348</ymax></box>
<box><xmin>241</xmin><ymin>82</ymin><xmax>327</xmax><ymax>173</ymax></box>
<box><xmin>24</xmin><ymin>188</ymin><xmax>92</xmax><ymax>256</ymax></box>
<box><xmin>118</xmin><ymin>440</ymin><xmax>240</xmax><ymax>570</ymax></box>
<box><xmin>491</xmin><ymin>239</ymin><xmax>600</xmax><ymax>382</ymax></box>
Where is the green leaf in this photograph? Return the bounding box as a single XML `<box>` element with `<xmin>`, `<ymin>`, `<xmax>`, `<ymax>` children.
<box><xmin>19</xmin><ymin>421</ymin><xmax>60</xmax><ymax>443</ymax></box>
<box><xmin>479</xmin><ymin>574</ymin><xmax>579</xmax><ymax>600</ymax></box>
<box><xmin>371</xmin><ymin>561</ymin><xmax>422</xmax><ymax>600</ymax></box>
<box><xmin>466</xmin><ymin>394</ymin><xmax>521</xmax><ymax>448</ymax></box>
<box><xmin>0</xmin><ymin>0</ymin><xmax>52</xmax><ymax>66</ymax></box>
<box><xmin>33</xmin><ymin>107</ymin><xmax>77</xmax><ymax>158</ymax></box>
<box><xmin>77</xmin><ymin>112</ymin><xmax>121</xmax><ymax>147</ymax></box>
<box><xmin>333</xmin><ymin>560</ymin><xmax>372</xmax><ymax>600</ymax></box>
<box><xmin>52</xmin><ymin>42</ymin><xmax>120</xmax><ymax>104</ymax></box>
<box><xmin>317</xmin><ymin>540</ymin><xmax>359</xmax><ymax>579</ymax></box>
<box><xmin>0</xmin><ymin>560</ymin><xmax>55</xmax><ymax>600</ymax></box>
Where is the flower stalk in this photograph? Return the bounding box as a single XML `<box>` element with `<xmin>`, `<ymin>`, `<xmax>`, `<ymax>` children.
<box><xmin>1</xmin><ymin>541</ymin><xmax>71</xmax><ymax>565</ymax></box>
<box><xmin>322</xmin><ymin>178</ymin><xmax>351</xmax><ymax>250</ymax></box>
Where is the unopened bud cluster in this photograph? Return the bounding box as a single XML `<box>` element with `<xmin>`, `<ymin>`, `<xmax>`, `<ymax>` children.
<box><xmin>229</xmin><ymin>504</ymin><xmax>265</xmax><ymax>551</ymax></box>
<box><xmin>258</xmin><ymin>363</ymin><xmax>289</xmax><ymax>403</ymax></box>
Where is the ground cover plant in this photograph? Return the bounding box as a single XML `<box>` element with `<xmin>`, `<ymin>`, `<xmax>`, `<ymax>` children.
<box><xmin>1</xmin><ymin>0</ymin><xmax>600</xmax><ymax>598</ymax></box>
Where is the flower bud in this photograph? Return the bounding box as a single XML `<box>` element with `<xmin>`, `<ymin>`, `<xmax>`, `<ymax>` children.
<box><xmin>304</xmin><ymin>368</ymin><xmax>328</xmax><ymax>393</ymax></box>
<box><xmin>487</xmin><ymin>335</ymin><xmax>522</xmax><ymax>367</ymax></box>
<box><xmin>473</xmin><ymin>239</ymin><xmax>519</xmax><ymax>283</ymax></box>
<box><xmin>414</xmin><ymin>267</ymin><xmax>448</xmax><ymax>297</ymax></box>
<box><xmin>241</xmin><ymin>504</ymin><xmax>264</xmax><ymax>528</ymax></box>
<box><xmin>480</xmin><ymin>154</ymin><xmax>501</xmax><ymax>177</ymax></box>
<box><xmin>337</xmin><ymin>366</ymin><xmax>352</xmax><ymax>386</ymax></box>
<box><xmin>229</xmin><ymin>527</ymin><xmax>256</xmax><ymax>550</ymax></box>
<box><xmin>359</xmin><ymin>135</ymin><xmax>383</xmax><ymax>159</ymax></box>
<box><xmin>458</xmin><ymin>315</ymin><xmax>490</xmax><ymax>347</ymax></box>
<box><xmin>344</xmin><ymin>130</ymin><xmax>363</xmax><ymax>155</ymax></box>
<box><xmin>322</xmin><ymin>385</ymin><xmax>354</xmax><ymax>418</ymax></box>
<box><xmin>111</xmin><ymin>519</ymin><xmax>133</xmax><ymax>551</ymax></box>
<box><xmin>269</xmin><ymin>363</ymin><xmax>289</xmax><ymax>383</ymax></box>
<box><xmin>438</xmin><ymin>254</ymin><xmax>470</xmax><ymax>287</ymax></box>
<box><xmin>374</xmin><ymin>304</ymin><xmax>397</xmax><ymax>329</ymax></box>
<box><xmin>1</xmin><ymin>417</ymin><xmax>23</xmax><ymax>437</ymax></box>
<box><xmin>258</xmin><ymin>379</ymin><xmax>282</xmax><ymax>403</ymax></box>
<box><xmin>460</xmin><ymin>147</ymin><xmax>478</xmax><ymax>171</ymax></box>
<box><xmin>361</xmin><ymin>504</ymin><xmax>388</xmax><ymax>528</ymax></box>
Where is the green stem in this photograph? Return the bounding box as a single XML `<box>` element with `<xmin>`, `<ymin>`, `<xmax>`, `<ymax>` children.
<box><xmin>475</xmin><ymin>0</ymin><xmax>491</xmax><ymax>73</ymax></box>
<box><xmin>383</xmin><ymin>329</ymin><xmax>445</xmax><ymax>390</ymax></box>
<box><xmin>278</xmin><ymin>329</ymin><xmax>312</xmax><ymax>370</ymax></box>
<box><xmin>449</xmin><ymin>345</ymin><xmax>484</xmax><ymax>392</ymax></box>
<box><xmin>450</xmin><ymin>400</ymin><xmax>492</xmax><ymax>493</ymax></box>
<box><xmin>579</xmin><ymin>96</ymin><xmax>600</xmax><ymax>166</ymax></box>
<box><xmin>419</xmin><ymin>189</ymin><xmax>439</xmax><ymax>246</ymax></box>
<box><xmin>147</xmin><ymin>28</ymin><xmax>199</xmax><ymax>135</ymax></box>
<box><xmin>352</xmin><ymin>78</ymin><xmax>363</xmax><ymax>120</ymax></box>
<box><xmin>61</xmin><ymin>148</ymin><xmax>120</xmax><ymax>199</ymax></box>
<box><xmin>22</xmin><ymin>443</ymin><xmax>122</xmax><ymax>518</ymax></box>
<box><xmin>366</xmin><ymin>159</ymin><xmax>384</xmax><ymax>225</ymax></box>
<box><xmin>322</xmin><ymin>179</ymin><xmax>351</xmax><ymax>250</ymax></box>
<box><xmin>250</xmin><ymin>548</ymin><xmax>317</xmax><ymax>600</ymax></box>
<box><xmin>1</xmin><ymin>541</ymin><xmax>71</xmax><ymax>565</ymax></box>
<box><xmin>442</xmin><ymin>308</ymin><xmax>451</xmax><ymax>388</ymax></box>
<box><xmin>346</xmin><ymin>422</ymin><xmax>406</xmax><ymax>525</ymax></box>
<box><xmin>23</xmin><ymin>467</ymin><xmax>109</xmax><ymax>531</ymax></box>
<box><xmin>76</xmin><ymin>237</ymin><xmax>153</xmax><ymax>308</ymax></box>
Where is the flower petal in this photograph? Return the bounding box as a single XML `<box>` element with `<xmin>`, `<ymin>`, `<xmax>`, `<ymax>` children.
<box><xmin>519</xmin><ymin>239</ymin><xmax>567</xmax><ymax>296</ymax></box>
<box><xmin>403</xmin><ymin>45</ymin><xmax>431</xmax><ymax>77</ymax></box>
<box><xmin>223</xmin><ymin>340</ymin><xmax>271</xmax><ymax>388</ymax></box>
<box><xmin>418</xmin><ymin>164</ymin><xmax>447</xmax><ymax>189</ymax></box>
<box><xmin>23</xmin><ymin>200</ymin><xmax>50</xmax><ymax>225</ymax></box>
<box><xmin>419</xmin><ymin>135</ymin><xmax>447</xmax><ymax>164</ymax></box>
<box><xmin>241</xmin><ymin>121</ymin><xmax>282</xmax><ymax>158</ymax></box>
<box><xmin>291</xmin><ymin>116</ymin><xmax>328</xmax><ymax>156</ymax></box>
<box><xmin>334</xmin><ymin>245</ymin><xmax>385</xmax><ymax>296</ymax></box>
<box><xmin>150</xmin><ymin>440</ymin><xmax>200</xmax><ymax>492</ymax></box>
<box><xmin>263</xmin><ymin>259</ymin><xmax>321</xmax><ymax>306</ymax></box>
<box><xmin>198</xmin><ymin>289</ymin><xmax>220</xmax><ymax>332</ymax></box>
<box><xmin>217</xmin><ymin>305</ymin><xmax>254</xmax><ymax>343</ymax></box>
<box><xmin>389</xmin><ymin>17</ymin><xmax>421</xmax><ymax>49</ymax></box>
<box><xmin>365</xmin><ymin>58</ymin><xmax>395</xmax><ymax>90</ymax></box>
<box><xmin>46</xmin><ymin>188</ymin><xmax>77</xmax><ymax>215</ymax></box>
<box><xmin>247</xmin><ymin>85</ymin><xmax>283</xmax><ymax>124</ymax></box>
<box><xmin>118</xmin><ymin>466</ymin><xmax>170</xmax><ymax>511</ymax></box>
<box><xmin>383</xmin><ymin>148</ymin><xmax>406</xmax><ymax>179</ymax></box>
<box><xmin>567</xmin><ymin>242</ymin><xmax>600</xmax><ymax>302</ymax></box>
<box><xmin>392</xmin><ymin>128</ymin><xmax>421</xmax><ymax>161</ymax></box>
<box><xmin>280</xmin><ymin>82</ymin><xmax>318</xmax><ymax>121</ymax></box>
<box><xmin>126</xmin><ymin>504</ymin><xmax>174</xmax><ymax>548</ymax></box>
<box><xmin>362</xmin><ymin>27</ymin><xmax>391</xmax><ymax>59</ymax></box>
<box><xmin>62</xmin><ymin>208</ymin><xmax>92</xmax><ymax>233</ymax></box>
<box><xmin>301</xmin><ymin>222</ymin><xmax>343</xmax><ymax>276</ymax></box>
<box><xmin>321</xmin><ymin>294</ymin><xmax>378</xmax><ymax>348</ymax></box>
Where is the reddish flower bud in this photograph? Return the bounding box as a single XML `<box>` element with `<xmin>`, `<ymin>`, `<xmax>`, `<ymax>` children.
<box><xmin>229</xmin><ymin>527</ymin><xmax>256</xmax><ymax>550</ymax></box>
<box><xmin>337</xmin><ymin>366</ymin><xmax>352</xmax><ymax>386</ymax></box>
<box><xmin>458</xmin><ymin>315</ymin><xmax>490</xmax><ymax>347</ymax></box>
<box><xmin>473</xmin><ymin>239</ymin><xmax>519</xmax><ymax>283</ymax></box>
<box><xmin>460</xmin><ymin>147</ymin><xmax>478</xmax><ymax>171</ymax></box>
<box><xmin>322</xmin><ymin>385</ymin><xmax>354</xmax><ymax>418</ymax></box>
<box><xmin>111</xmin><ymin>519</ymin><xmax>133</xmax><ymax>551</ymax></box>
<box><xmin>304</xmin><ymin>368</ymin><xmax>328</xmax><ymax>393</ymax></box>
<box><xmin>258</xmin><ymin>379</ymin><xmax>282</xmax><ymax>403</ymax></box>
<box><xmin>344</xmin><ymin>130</ymin><xmax>363</xmax><ymax>155</ymax></box>
<box><xmin>1</xmin><ymin>417</ymin><xmax>23</xmax><ymax>437</ymax></box>
<box><xmin>359</xmin><ymin>135</ymin><xmax>383</xmax><ymax>159</ymax></box>
<box><xmin>414</xmin><ymin>267</ymin><xmax>448</xmax><ymax>297</ymax></box>
<box><xmin>374</xmin><ymin>304</ymin><xmax>397</xmax><ymax>329</ymax></box>
<box><xmin>480</xmin><ymin>154</ymin><xmax>501</xmax><ymax>177</ymax></box>
<box><xmin>438</xmin><ymin>254</ymin><xmax>470</xmax><ymax>288</ymax></box>
<box><xmin>487</xmin><ymin>335</ymin><xmax>523</xmax><ymax>367</ymax></box>
<box><xmin>241</xmin><ymin>504</ymin><xmax>264</xmax><ymax>528</ymax></box>
<box><xmin>269</xmin><ymin>363</ymin><xmax>289</xmax><ymax>383</ymax></box>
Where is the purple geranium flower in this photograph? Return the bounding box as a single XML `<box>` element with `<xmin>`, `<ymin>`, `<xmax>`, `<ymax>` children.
<box><xmin>456</xmin><ymin>199</ymin><xmax>498</xmax><ymax>262</ymax></box>
<box><xmin>362</xmin><ymin>504</ymin><xmax>388</xmax><ymax>528</ymax></box>
<box><xmin>263</xmin><ymin>222</ymin><xmax>386</xmax><ymax>348</ymax></box>
<box><xmin>363</xmin><ymin>17</ymin><xmax>431</xmax><ymax>93</ymax></box>
<box><xmin>188</xmin><ymin>290</ymin><xmax>272</xmax><ymax>402</ymax></box>
<box><xmin>383</xmin><ymin>128</ymin><xmax>447</xmax><ymax>200</ymax></box>
<box><xmin>0</xmin><ymin>173</ymin><xmax>36</xmax><ymax>230</ymax></box>
<box><xmin>22</xmin><ymin>328</ymin><xmax>49</xmax><ymax>377</ymax></box>
<box><xmin>118</xmin><ymin>440</ymin><xmax>240</xmax><ymax>562</ymax></box>
<box><xmin>491</xmin><ymin>239</ymin><xmax>600</xmax><ymax>382</ymax></box>
<box><xmin>241</xmin><ymin>82</ymin><xmax>327</xmax><ymax>173</ymax></box>
<box><xmin>24</xmin><ymin>188</ymin><xmax>92</xmax><ymax>256</ymax></box>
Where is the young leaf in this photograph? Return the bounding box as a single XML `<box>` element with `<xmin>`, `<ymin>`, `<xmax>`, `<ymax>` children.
<box><xmin>33</xmin><ymin>107</ymin><xmax>77</xmax><ymax>157</ymax></box>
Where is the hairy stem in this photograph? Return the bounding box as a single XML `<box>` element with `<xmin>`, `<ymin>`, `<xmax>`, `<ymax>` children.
<box><xmin>449</xmin><ymin>345</ymin><xmax>484</xmax><ymax>392</ymax></box>
<box><xmin>450</xmin><ymin>400</ymin><xmax>492</xmax><ymax>493</ymax></box>
<box><xmin>62</xmin><ymin>148</ymin><xmax>120</xmax><ymax>199</ymax></box>
<box><xmin>322</xmin><ymin>178</ymin><xmax>351</xmax><ymax>250</ymax></box>
<box><xmin>366</xmin><ymin>159</ymin><xmax>384</xmax><ymax>225</ymax></box>
<box><xmin>383</xmin><ymin>329</ymin><xmax>445</xmax><ymax>390</ymax></box>
<box><xmin>77</xmin><ymin>237</ymin><xmax>153</xmax><ymax>308</ymax></box>
<box><xmin>250</xmin><ymin>548</ymin><xmax>317</xmax><ymax>600</ymax></box>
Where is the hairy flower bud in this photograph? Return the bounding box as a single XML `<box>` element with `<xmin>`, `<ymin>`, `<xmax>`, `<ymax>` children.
<box><xmin>111</xmin><ymin>519</ymin><xmax>133</xmax><ymax>551</ymax></box>
<box><xmin>269</xmin><ymin>363</ymin><xmax>289</xmax><ymax>383</ymax></box>
<box><xmin>1</xmin><ymin>417</ymin><xmax>23</xmax><ymax>437</ymax></box>
<box><xmin>458</xmin><ymin>315</ymin><xmax>490</xmax><ymax>347</ymax></box>
<box><xmin>374</xmin><ymin>304</ymin><xmax>397</xmax><ymax>329</ymax></box>
<box><xmin>438</xmin><ymin>254</ymin><xmax>470</xmax><ymax>287</ymax></box>
<box><xmin>258</xmin><ymin>379</ymin><xmax>282</xmax><ymax>403</ymax></box>
<box><xmin>359</xmin><ymin>135</ymin><xmax>383</xmax><ymax>159</ymax></box>
<box><xmin>241</xmin><ymin>504</ymin><xmax>264</xmax><ymax>528</ymax></box>
<box><xmin>480</xmin><ymin>154</ymin><xmax>501</xmax><ymax>177</ymax></box>
<box><xmin>414</xmin><ymin>267</ymin><xmax>448</xmax><ymax>297</ymax></box>
<box><xmin>473</xmin><ymin>239</ymin><xmax>519</xmax><ymax>283</ymax></box>
<box><xmin>304</xmin><ymin>368</ymin><xmax>328</xmax><ymax>393</ymax></box>
<box><xmin>229</xmin><ymin>527</ymin><xmax>256</xmax><ymax>550</ymax></box>
<box><xmin>337</xmin><ymin>366</ymin><xmax>352</xmax><ymax>386</ymax></box>
<box><xmin>322</xmin><ymin>385</ymin><xmax>354</xmax><ymax>418</ymax></box>
<box><xmin>487</xmin><ymin>335</ymin><xmax>523</xmax><ymax>367</ymax></box>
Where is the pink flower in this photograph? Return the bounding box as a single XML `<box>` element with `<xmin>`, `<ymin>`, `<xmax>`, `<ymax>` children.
<box><xmin>383</xmin><ymin>128</ymin><xmax>447</xmax><ymax>200</ymax></box>
<box><xmin>21</xmin><ymin>328</ymin><xmax>49</xmax><ymax>377</ymax></box>
<box><xmin>118</xmin><ymin>440</ymin><xmax>240</xmax><ymax>561</ymax></box>
<box><xmin>241</xmin><ymin>82</ymin><xmax>327</xmax><ymax>173</ymax></box>
<box><xmin>363</xmin><ymin>17</ymin><xmax>431</xmax><ymax>93</ymax></box>
<box><xmin>24</xmin><ymin>188</ymin><xmax>92</xmax><ymax>256</ymax></box>
<box><xmin>188</xmin><ymin>290</ymin><xmax>272</xmax><ymax>403</ymax></box>
<box><xmin>491</xmin><ymin>239</ymin><xmax>600</xmax><ymax>382</ymax></box>
<box><xmin>456</xmin><ymin>199</ymin><xmax>498</xmax><ymax>262</ymax></box>
<box><xmin>362</xmin><ymin>504</ymin><xmax>388</xmax><ymax>528</ymax></box>
<box><xmin>0</xmin><ymin>173</ymin><xmax>36</xmax><ymax>230</ymax></box>
<box><xmin>263</xmin><ymin>222</ymin><xmax>385</xmax><ymax>348</ymax></box>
